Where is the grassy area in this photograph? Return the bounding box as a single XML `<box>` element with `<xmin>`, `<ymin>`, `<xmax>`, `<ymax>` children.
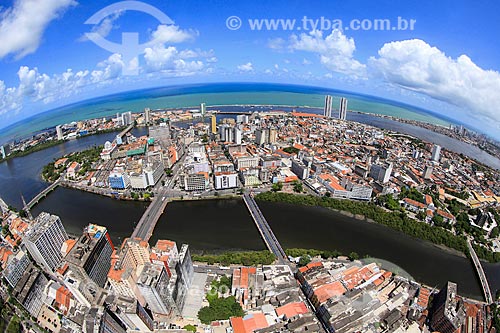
<box><xmin>254</xmin><ymin>192</ymin><xmax>500</xmax><ymax>263</ymax></box>
<box><xmin>192</xmin><ymin>250</ymin><xmax>275</xmax><ymax>266</ymax></box>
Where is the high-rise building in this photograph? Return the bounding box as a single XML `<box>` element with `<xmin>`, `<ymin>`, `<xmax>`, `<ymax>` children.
<box><xmin>255</xmin><ymin>128</ymin><xmax>269</xmax><ymax>145</ymax></box>
<box><xmin>64</xmin><ymin>224</ymin><xmax>114</xmax><ymax>288</ymax></box>
<box><xmin>122</xmin><ymin>112</ymin><xmax>133</xmax><ymax>126</ymax></box>
<box><xmin>431</xmin><ymin>145</ymin><xmax>441</xmax><ymax>162</ymax></box>
<box><xmin>109</xmin><ymin>170</ymin><xmax>131</xmax><ymax>190</ymax></box>
<box><xmin>0</xmin><ymin>144</ymin><xmax>10</xmax><ymax>159</ymax></box>
<box><xmin>369</xmin><ymin>163</ymin><xmax>393</xmax><ymax>184</ymax></box>
<box><xmin>56</xmin><ymin>125</ymin><xmax>63</xmax><ymax>140</ymax></box>
<box><xmin>99</xmin><ymin>307</ymin><xmax>128</xmax><ymax>333</ymax></box>
<box><xmin>236</xmin><ymin>115</ymin><xmax>249</xmax><ymax>124</ymax></box>
<box><xmin>234</xmin><ymin>127</ymin><xmax>242</xmax><ymax>144</ymax></box>
<box><xmin>200</xmin><ymin>102</ymin><xmax>206</xmax><ymax>117</ymax></box>
<box><xmin>144</xmin><ymin>108</ymin><xmax>151</xmax><ymax>125</ymax></box>
<box><xmin>23</xmin><ymin>212</ymin><xmax>68</xmax><ymax>271</ymax></box>
<box><xmin>268</xmin><ymin>128</ymin><xmax>278</xmax><ymax>144</ymax></box>
<box><xmin>211</xmin><ymin>115</ymin><xmax>217</xmax><ymax>134</ymax></box>
<box><xmin>423</xmin><ymin>165</ymin><xmax>433</xmax><ymax>179</ymax></box>
<box><xmin>429</xmin><ymin>282</ymin><xmax>465</xmax><ymax>333</ymax></box>
<box><xmin>339</xmin><ymin>97</ymin><xmax>348</xmax><ymax>120</ymax></box>
<box><xmin>324</xmin><ymin>95</ymin><xmax>332</xmax><ymax>118</ymax></box>
<box><xmin>136</xmin><ymin>262</ymin><xmax>172</xmax><ymax>315</ymax></box>
<box><xmin>173</xmin><ymin>244</ymin><xmax>194</xmax><ymax>311</ymax></box>
<box><xmin>2</xmin><ymin>248</ymin><xmax>30</xmax><ymax>288</ymax></box>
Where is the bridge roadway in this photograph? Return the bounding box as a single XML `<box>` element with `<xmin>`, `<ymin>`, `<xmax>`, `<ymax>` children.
<box><xmin>467</xmin><ymin>239</ymin><xmax>493</xmax><ymax>303</ymax></box>
<box><xmin>242</xmin><ymin>193</ymin><xmax>288</xmax><ymax>265</ymax></box>
<box><xmin>118</xmin><ymin>124</ymin><xmax>134</xmax><ymax>139</ymax></box>
<box><xmin>131</xmin><ymin>187</ymin><xmax>168</xmax><ymax>241</ymax></box>
<box><xmin>24</xmin><ymin>179</ymin><xmax>61</xmax><ymax>211</ymax></box>
<box><xmin>131</xmin><ymin>153</ymin><xmax>186</xmax><ymax>241</ymax></box>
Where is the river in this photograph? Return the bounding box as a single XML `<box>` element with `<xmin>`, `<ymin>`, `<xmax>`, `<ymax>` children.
<box><xmin>23</xmin><ymin>188</ymin><xmax>500</xmax><ymax>301</ymax></box>
<box><xmin>0</xmin><ymin>127</ymin><xmax>147</xmax><ymax>209</ymax></box>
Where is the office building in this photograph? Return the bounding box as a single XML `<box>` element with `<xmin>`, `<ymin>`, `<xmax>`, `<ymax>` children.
<box><xmin>431</xmin><ymin>144</ymin><xmax>441</xmax><ymax>162</ymax></box>
<box><xmin>235</xmin><ymin>156</ymin><xmax>260</xmax><ymax>170</ymax></box>
<box><xmin>339</xmin><ymin>97</ymin><xmax>347</xmax><ymax>120</ymax></box>
<box><xmin>324</xmin><ymin>95</ymin><xmax>332</xmax><ymax>118</ymax></box>
<box><xmin>369</xmin><ymin>163</ymin><xmax>392</xmax><ymax>184</ymax></box>
<box><xmin>65</xmin><ymin>224</ymin><xmax>114</xmax><ymax>288</ymax></box>
<box><xmin>291</xmin><ymin>158</ymin><xmax>311</xmax><ymax>180</ymax></box>
<box><xmin>180</xmin><ymin>172</ymin><xmax>209</xmax><ymax>191</ymax></box>
<box><xmin>23</xmin><ymin>212</ymin><xmax>68</xmax><ymax>271</ymax></box>
<box><xmin>109</xmin><ymin>169</ymin><xmax>131</xmax><ymax>190</ymax></box>
<box><xmin>214</xmin><ymin>172</ymin><xmax>238</xmax><ymax>189</ymax></box>
<box><xmin>56</xmin><ymin>125</ymin><xmax>63</xmax><ymax>140</ymax></box>
<box><xmin>430</xmin><ymin>282</ymin><xmax>465</xmax><ymax>333</ymax></box>
<box><xmin>136</xmin><ymin>262</ymin><xmax>172</xmax><ymax>315</ymax></box>
<box><xmin>144</xmin><ymin>108</ymin><xmax>151</xmax><ymax>125</ymax></box>
<box><xmin>211</xmin><ymin>115</ymin><xmax>217</xmax><ymax>134</ymax></box>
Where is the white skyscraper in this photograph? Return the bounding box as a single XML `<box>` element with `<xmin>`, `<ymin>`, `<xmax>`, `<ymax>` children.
<box><xmin>56</xmin><ymin>125</ymin><xmax>63</xmax><ymax>140</ymax></box>
<box><xmin>339</xmin><ymin>97</ymin><xmax>348</xmax><ymax>120</ymax></box>
<box><xmin>144</xmin><ymin>108</ymin><xmax>151</xmax><ymax>125</ymax></box>
<box><xmin>200</xmin><ymin>102</ymin><xmax>206</xmax><ymax>117</ymax></box>
<box><xmin>234</xmin><ymin>127</ymin><xmax>242</xmax><ymax>144</ymax></box>
<box><xmin>324</xmin><ymin>95</ymin><xmax>332</xmax><ymax>117</ymax></box>
<box><xmin>122</xmin><ymin>112</ymin><xmax>133</xmax><ymax>126</ymax></box>
<box><xmin>431</xmin><ymin>145</ymin><xmax>441</xmax><ymax>162</ymax></box>
<box><xmin>23</xmin><ymin>212</ymin><xmax>68</xmax><ymax>272</ymax></box>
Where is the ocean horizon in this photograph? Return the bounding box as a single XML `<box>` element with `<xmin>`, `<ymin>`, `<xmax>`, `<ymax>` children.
<box><xmin>0</xmin><ymin>82</ymin><xmax>457</xmax><ymax>145</ymax></box>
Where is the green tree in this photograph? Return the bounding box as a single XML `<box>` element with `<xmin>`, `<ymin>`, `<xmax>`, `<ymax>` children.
<box><xmin>183</xmin><ymin>324</ymin><xmax>197</xmax><ymax>332</ymax></box>
<box><xmin>198</xmin><ymin>296</ymin><xmax>244</xmax><ymax>324</ymax></box>
<box><xmin>348</xmin><ymin>252</ymin><xmax>360</xmax><ymax>261</ymax></box>
<box><xmin>298</xmin><ymin>255</ymin><xmax>311</xmax><ymax>267</ymax></box>
<box><xmin>491</xmin><ymin>227</ymin><xmax>499</xmax><ymax>239</ymax></box>
<box><xmin>293</xmin><ymin>181</ymin><xmax>303</xmax><ymax>193</ymax></box>
<box><xmin>271</xmin><ymin>182</ymin><xmax>283</xmax><ymax>192</ymax></box>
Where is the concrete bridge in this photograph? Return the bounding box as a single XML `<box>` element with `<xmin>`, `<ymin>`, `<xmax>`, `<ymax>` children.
<box><xmin>467</xmin><ymin>239</ymin><xmax>493</xmax><ymax>303</ymax></box>
<box><xmin>24</xmin><ymin>180</ymin><xmax>61</xmax><ymax>211</ymax></box>
<box><xmin>242</xmin><ymin>193</ymin><xmax>288</xmax><ymax>265</ymax></box>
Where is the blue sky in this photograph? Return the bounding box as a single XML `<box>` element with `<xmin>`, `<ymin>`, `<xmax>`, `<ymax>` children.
<box><xmin>1</xmin><ymin>0</ymin><xmax>500</xmax><ymax>139</ymax></box>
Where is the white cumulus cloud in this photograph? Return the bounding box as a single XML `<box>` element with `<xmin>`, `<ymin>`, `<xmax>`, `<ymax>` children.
<box><xmin>237</xmin><ymin>62</ymin><xmax>254</xmax><ymax>72</ymax></box>
<box><xmin>289</xmin><ymin>29</ymin><xmax>366</xmax><ymax>77</ymax></box>
<box><xmin>150</xmin><ymin>25</ymin><xmax>198</xmax><ymax>45</ymax></box>
<box><xmin>0</xmin><ymin>0</ymin><xmax>76</xmax><ymax>59</ymax></box>
<box><xmin>369</xmin><ymin>39</ymin><xmax>500</xmax><ymax>126</ymax></box>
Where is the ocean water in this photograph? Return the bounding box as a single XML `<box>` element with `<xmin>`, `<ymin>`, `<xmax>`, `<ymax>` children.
<box><xmin>0</xmin><ymin>83</ymin><xmax>452</xmax><ymax>145</ymax></box>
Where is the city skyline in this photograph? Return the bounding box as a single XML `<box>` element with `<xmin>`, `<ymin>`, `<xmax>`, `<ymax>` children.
<box><xmin>0</xmin><ymin>0</ymin><xmax>499</xmax><ymax>139</ymax></box>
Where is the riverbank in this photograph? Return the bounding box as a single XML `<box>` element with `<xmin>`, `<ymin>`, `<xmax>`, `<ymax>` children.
<box><xmin>254</xmin><ymin>192</ymin><xmax>492</xmax><ymax>262</ymax></box>
<box><xmin>0</xmin><ymin>126</ymin><xmax>127</xmax><ymax>164</ymax></box>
